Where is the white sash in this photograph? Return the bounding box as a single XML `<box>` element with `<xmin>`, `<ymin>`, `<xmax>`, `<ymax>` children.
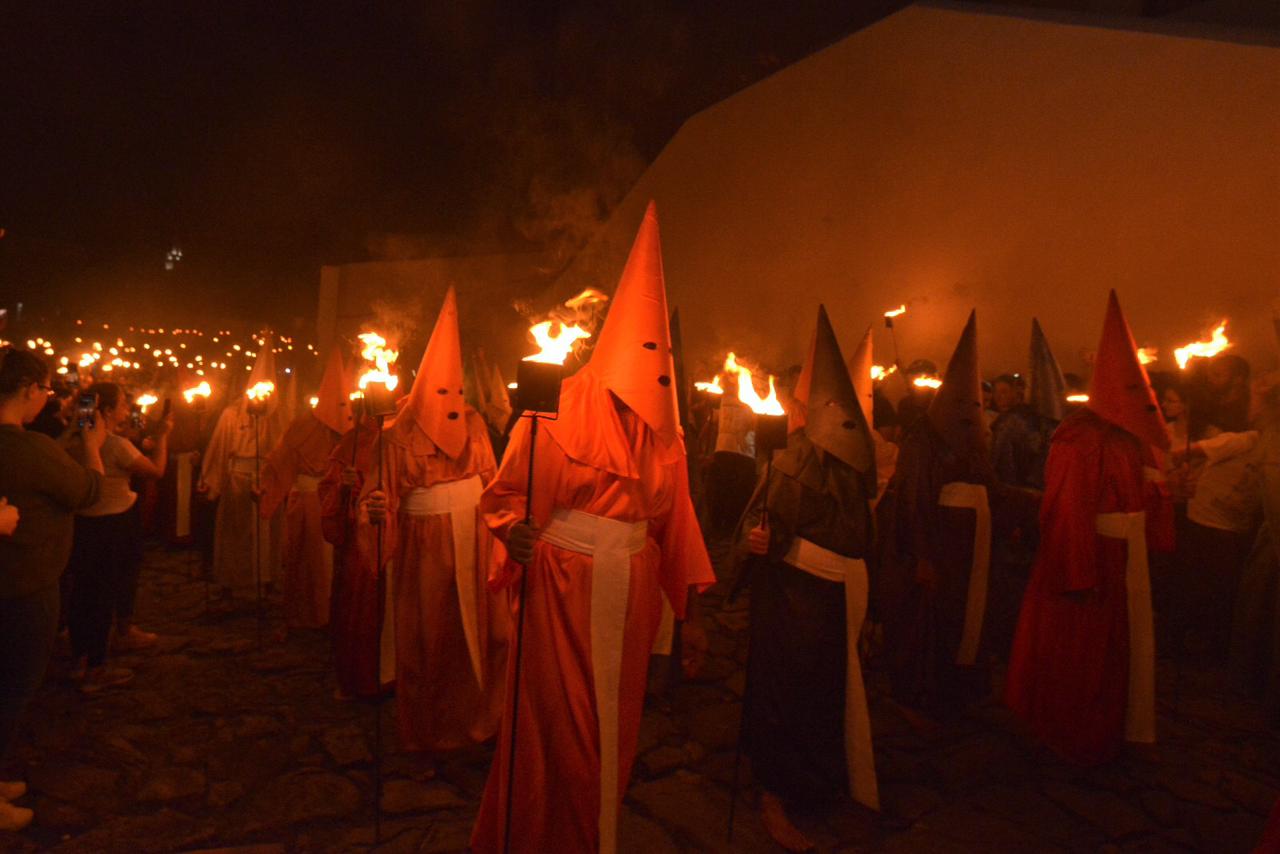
<box><xmin>539</xmin><ymin>508</ymin><xmax>648</xmax><ymax>854</ymax></box>
<box><xmin>401</xmin><ymin>476</ymin><xmax>485</xmax><ymax>687</ymax></box>
<box><xmin>937</xmin><ymin>482</ymin><xmax>992</xmax><ymax>666</ymax></box>
<box><xmin>1096</xmin><ymin>510</ymin><xmax>1156</xmax><ymax>744</ymax></box>
<box><xmin>783</xmin><ymin>537</ymin><xmax>879</xmax><ymax>811</ymax></box>
<box><xmin>174</xmin><ymin>451</ymin><xmax>195</xmax><ymax>538</ymax></box>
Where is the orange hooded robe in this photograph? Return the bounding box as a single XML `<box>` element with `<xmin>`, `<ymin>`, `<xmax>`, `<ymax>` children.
<box><xmin>471</xmin><ymin>202</ymin><xmax>715</xmax><ymax>854</ymax></box>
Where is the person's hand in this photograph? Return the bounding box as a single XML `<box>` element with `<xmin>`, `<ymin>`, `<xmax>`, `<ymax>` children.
<box><xmin>157</xmin><ymin>414</ymin><xmax>174</xmax><ymax>436</ymax></box>
<box><xmin>141</xmin><ymin>437</ymin><xmax>157</xmax><ymax>452</ymax></box>
<box><xmin>82</xmin><ymin>415</ymin><xmax>107</xmax><ymax>451</ymax></box>
<box><xmin>340</xmin><ymin>467</ymin><xmax>359</xmax><ymax>487</ymax></box>
<box><xmin>508</xmin><ymin>521</ymin><xmax>540</xmax><ymax>565</ymax></box>
<box><xmin>681</xmin><ymin>619</ymin><xmax>709</xmax><ymax>679</ymax></box>
<box><xmin>196</xmin><ymin>481</ymin><xmax>211</xmax><ymax>496</ymax></box>
<box><xmin>364</xmin><ymin>489</ymin><xmax>388</xmax><ymax>524</ymax></box>
<box><xmin>747</xmin><ymin>524</ymin><xmax>769</xmax><ymax>556</ymax></box>
<box><xmin>0</xmin><ymin>498</ymin><xmax>19</xmax><ymax>537</ymax></box>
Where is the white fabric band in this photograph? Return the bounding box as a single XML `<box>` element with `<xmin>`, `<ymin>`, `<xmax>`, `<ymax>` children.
<box><xmin>539</xmin><ymin>508</ymin><xmax>648</xmax><ymax>854</ymax></box>
<box><xmin>938</xmin><ymin>481</ymin><xmax>992</xmax><ymax>666</ymax></box>
<box><xmin>783</xmin><ymin>537</ymin><xmax>879</xmax><ymax>811</ymax></box>
<box><xmin>401</xmin><ymin>476</ymin><xmax>485</xmax><ymax>686</ymax></box>
<box><xmin>293</xmin><ymin>473</ymin><xmax>322</xmax><ymax>493</ymax></box>
<box><xmin>1096</xmin><ymin>510</ymin><xmax>1156</xmax><ymax>744</ymax></box>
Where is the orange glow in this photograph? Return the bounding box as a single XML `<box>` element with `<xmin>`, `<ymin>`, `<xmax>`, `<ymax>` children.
<box><xmin>308</xmin><ymin>395</ymin><xmax>319</xmax><ymax>408</ymax></box>
<box><xmin>1066</xmin><ymin>393</ymin><xmax>1090</xmax><ymax>403</ymax></box>
<box><xmin>523</xmin><ymin>321</ymin><xmax>591</xmax><ymax>365</ymax></box>
<box><xmin>884</xmin><ymin>305</ymin><xmax>907</xmax><ymax>318</ymax></box>
<box><xmin>700</xmin><ymin>353</ymin><xmax>784</xmax><ymax>415</ymax></box>
<box><xmin>245</xmin><ymin>381</ymin><xmax>275</xmax><ymax>402</ymax></box>
<box><xmin>182</xmin><ymin>381</ymin><xmax>212</xmax><ymax>404</ymax></box>
<box><xmin>136</xmin><ymin>393</ymin><xmax>159</xmax><ymax>411</ymax></box>
<box><xmin>356</xmin><ymin>332</ymin><xmax>400</xmax><ymax>392</ymax></box>
<box><xmin>871</xmin><ymin>364</ymin><xmax>896</xmax><ymax>381</ymax></box>
<box><xmin>912</xmin><ymin>375</ymin><xmax>942</xmax><ymax>390</ymax></box>
<box><xmin>1137</xmin><ymin>347</ymin><xmax>1158</xmax><ymax>365</ymax></box>
<box><xmin>1174</xmin><ymin>321</ymin><xmax>1230</xmax><ymax>370</ymax></box>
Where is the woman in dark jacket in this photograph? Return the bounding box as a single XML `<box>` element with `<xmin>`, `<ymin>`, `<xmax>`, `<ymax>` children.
<box><xmin>0</xmin><ymin>348</ymin><xmax>103</xmax><ymax>832</ymax></box>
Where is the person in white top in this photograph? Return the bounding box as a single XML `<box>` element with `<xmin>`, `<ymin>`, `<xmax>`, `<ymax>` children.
<box><xmin>66</xmin><ymin>383</ymin><xmax>170</xmax><ymax>694</ymax></box>
<box><xmin>1169</xmin><ymin>355</ymin><xmax>1261</xmax><ymax>660</ymax></box>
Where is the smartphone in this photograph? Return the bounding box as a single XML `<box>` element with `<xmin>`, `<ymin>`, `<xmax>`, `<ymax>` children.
<box><xmin>76</xmin><ymin>393</ymin><xmax>97</xmax><ymax>429</ymax></box>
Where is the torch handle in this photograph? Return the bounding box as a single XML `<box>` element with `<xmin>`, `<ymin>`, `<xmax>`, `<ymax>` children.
<box><xmin>505</xmin><ymin>412</ymin><xmax>538</xmax><ymax>854</ymax></box>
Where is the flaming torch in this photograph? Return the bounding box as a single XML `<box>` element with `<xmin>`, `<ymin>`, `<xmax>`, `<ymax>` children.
<box><xmin>356</xmin><ymin>332</ymin><xmax>400</xmax><ymax>416</ymax></box>
<box><xmin>1174</xmin><ymin>321</ymin><xmax>1230</xmax><ymax>371</ymax></box>
<box><xmin>243</xmin><ymin>378</ymin><xmax>275</xmax><ymax>646</ymax></box>
<box><xmin>503</xmin><ymin>316</ymin><xmax>589</xmax><ymax>853</ymax></box>
<box><xmin>884</xmin><ymin>304</ymin><xmax>907</xmax><ymax>374</ymax></box>
<box><xmin>182</xmin><ymin>380</ymin><xmax>212</xmax><ymax>408</ymax></box>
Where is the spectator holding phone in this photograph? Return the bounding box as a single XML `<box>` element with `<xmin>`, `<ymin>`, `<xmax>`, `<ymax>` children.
<box><xmin>64</xmin><ymin>383</ymin><xmax>170</xmax><ymax>694</ymax></box>
<box><xmin>0</xmin><ymin>347</ymin><xmax>103</xmax><ymax>832</ymax></box>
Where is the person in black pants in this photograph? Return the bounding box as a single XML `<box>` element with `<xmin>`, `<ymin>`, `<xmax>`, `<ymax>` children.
<box><xmin>0</xmin><ymin>347</ymin><xmax>104</xmax><ymax>832</ymax></box>
<box><xmin>65</xmin><ymin>383</ymin><xmax>169</xmax><ymax>694</ymax></box>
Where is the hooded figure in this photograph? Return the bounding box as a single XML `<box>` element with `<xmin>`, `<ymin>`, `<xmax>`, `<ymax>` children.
<box><xmin>319</xmin><ymin>394</ymin><xmax>399</xmax><ymax>700</ymax></box>
<box><xmin>1006</xmin><ymin>291</ymin><xmax>1170</xmax><ymax>764</ymax></box>
<box><xmin>735</xmin><ymin>305</ymin><xmax>879</xmax><ymax>849</ymax></box>
<box><xmin>257</xmin><ymin>346</ymin><xmax>351</xmax><ymax>630</ymax></box>
<box><xmin>200</xmin><ymin>337</ymin><xmax>285</xmax><ymax>600</ymax></box>
<box><xmin>364</xmin><ymin>286</ymin><xmax>510</xmax><ymax>755</ymax></box>
<box><xmin>847</xmin><ymin>325</ymin><xmax>899</xmax><ymax>503</ymax></box>
<box><xmin>472</xmin><ymin>201</ymin><xmax>715</xmax><ymax>854</ymax></box>
<box><xmin>880</xmin><ymin>311</ymin><xmax>995</xmax><ymax>721</ymax></box>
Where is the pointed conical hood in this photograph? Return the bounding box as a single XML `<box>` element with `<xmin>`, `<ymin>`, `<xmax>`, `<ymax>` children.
<box><xmin>283</xmin><ymin>367</ymin><xmax>299</xmax><ymax>420</ymax></box>
<box><xmin>246</xmin><ymin>335</ymin><xmax>277</xmax><ymax>391</ymax></box>
<box><xmin>587</xmin><ymin>200</ymin><xmax>680</xmax><ymax>448</ymax></box>
<box><xmin>1087</xmin><ymin>291</ymin><xmax>1169</xmax><ymax>450</ymax></box>
<box><xmin>1028</xmin><ymin>319</ymin><xmax>1067</xmax><ymax>423</ymax></box>
<box><xmin>803</xmin><ymin>306</ymin><xmax>875</xmax><ymax>473</ymax></box>
<box><xmin>313</xmin><ymin>346</ymin><xmax>353</xmax><ymax>434</ymax></box>
<box><xmin>927</xmin><ymin>311</ymin><xmax>989</xmax><ymax>455</ymax></box>
<box><xmin>846</xmin><ymin>325</ymin><xmax>875</xmax><ymax>426</ymax></box>
<box><xmin>404</xmin><ymin>286</ymin><xmax>468</xmax><ymax>458</ymax></box>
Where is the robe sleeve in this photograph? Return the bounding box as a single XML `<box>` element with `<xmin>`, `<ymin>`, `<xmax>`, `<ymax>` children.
<box><xmin>258</xmin><ymin>420</ymin><xmax>303</xmax><ymax>519</ymax></box>
<box><xmin>199</xmin><ymin>408</ymin><xmax>237</xmax><ymax>501</ymax></box>
<box><xmin>1037</xmin><ymin>429</ymin><xmax>1106</xmax><ymax>594</ymax></box>
<box><xmin>651</xmin><ymin>457</ymin><xmax>717</xmax><ymax>618</ymax></box>
<box><xmin>319</xmin><ymin>453</ymin><xmax>350</xmax><ymax>547</ymax></box>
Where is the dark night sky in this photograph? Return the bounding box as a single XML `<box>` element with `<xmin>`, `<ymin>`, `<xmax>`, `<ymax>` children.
<box><xmin>0</xmin><ymin>0</ymin><xmax>1237</xmax><ymax>325</ymax></box>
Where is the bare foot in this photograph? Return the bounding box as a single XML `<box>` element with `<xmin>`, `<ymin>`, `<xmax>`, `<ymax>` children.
<box><xmin>759</xmin><ymin>791</ymin><xmax>815</xmax><ymax>853</ymax></box>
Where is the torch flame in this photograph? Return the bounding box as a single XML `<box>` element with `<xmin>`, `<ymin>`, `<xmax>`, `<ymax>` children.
<box><xmin>1137</xmin><ymin>347</ymin><xmax>1158</xmax><ymax>366</ymax></box>
<box><xmin>884</xmin><ymin>305</ymin><xmax>907</xmax><ymax>319</ymax></box>
<box><xmin>703</xmin><ymin>353</ymin><xmax>784</xmax><ymax>416</ymax></box>
<box><xmin>1066</xmin><ymin>393</ymin><xmax>1090</xmax><ymax>403</ymax></box>
<box><xmin>912</xmin><ymin>375</ymin><xmax>943</xmax><ymax>390</ymax></box>
<box><xmin>522</xmin><ymin>321</ymin><xmax>591</xmax><ymax>366</ymax></box>
<box><xmin>136</xmin><ymin>393</ymin><xmax>159</xmax><ymax>411</ymax></box>
<box><xmin>308</xmin><ymin>395</ymin><xmax>319</xmax><ymax>408</ymax></box>
<box><xmin>357</xmin><ymin>332</ymin><xmax>400</xmax><ymax>391</ymax></box>
<box><xmin>694</xmin><ymin>376</ymin><xmax>724</xmax><ymax>395</ymax></box>
<box><xmin>871</xmin><ymin>364</ymin><xmax>897</xmax><ymax>382</ymax></box>
<box><xmin>182</xmin><ymin>381</ymin><xmax>212</xmax><ymax>404</ymax></box>
<box><xmin>1174</xmin><ymin>321</ymin><xmax>1230</xmax><ymax>370</ymax></box>
<box><xmin>245</xmin><ymin>381</ymin><xmax>275</xmax><ymax>402</ymax></box>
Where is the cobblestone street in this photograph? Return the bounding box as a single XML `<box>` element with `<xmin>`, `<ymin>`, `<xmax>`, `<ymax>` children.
<box><xmin>1</xmin><ymin>543</ymin><xmax>1277</xmax><ymax>853</ymax></box>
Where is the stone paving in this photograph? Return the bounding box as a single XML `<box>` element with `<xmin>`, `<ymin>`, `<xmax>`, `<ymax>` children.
<box><xmin>1</xmin><ymin>543</ymin><xmax>1277</xmax><ymax>853</ymax></box>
